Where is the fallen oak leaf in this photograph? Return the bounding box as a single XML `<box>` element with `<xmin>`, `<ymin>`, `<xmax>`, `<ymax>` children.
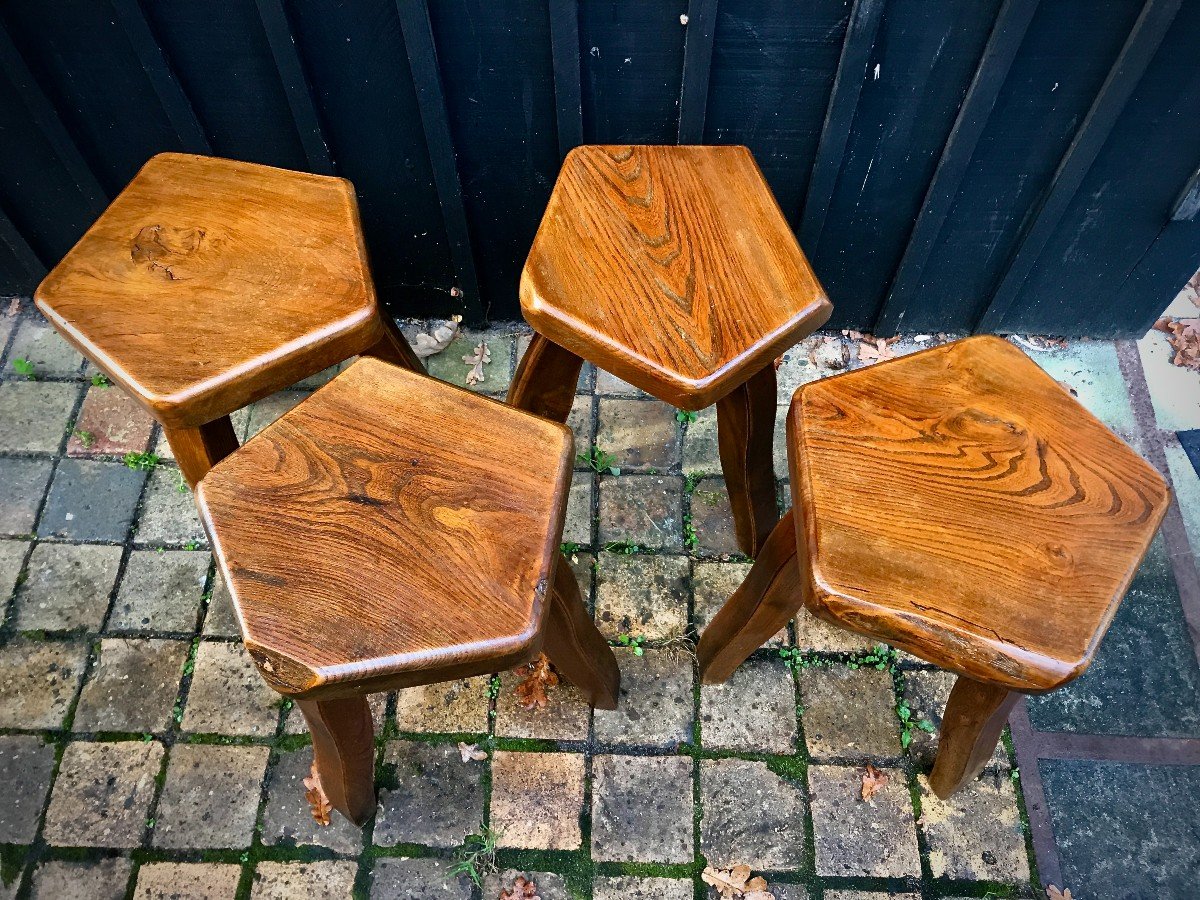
<box><xmin>412</xmin><ymin>315</ymin><xmax>462</xmax><ymax>358</ymax></box>
<box><xmin>701</xmin><ymin>864</ymin><xmax>751</xmax><ymax>898</ymax></box>
<box><xmin>458</xmin><ymin>741</ymin><xmax>487</xmax><ymax>762</ymax></box>
<box><xmin>302</xmin><ymin>760</ymin><xmax>332</xmax><ymax>826</ymax></box>
<box><xmin>857</xmin><ymin>335</ymin><xmax>900</xmax><ymax>364</ymax></box>
<box><xmin>1045</xmin><ymin>886</ymin><xmax>1074</xmax><ymax>900</ymax></box>
<box><xmin>464</xmin><ymin>340</ymin><xmax>491</xmax><ymax>385</ymax></box>
<box><xmin>1155</xmin><ymin>316</ymin><xmax>1200</xmax><ymax>371</ymax></box>
<box><xmin>860</xmin><ymin>763</ymin><xmax>889</xmax><ymax>801</ymax></box>
<box><xmin>513</xmin><ymin>653</ymin><xmax>559</xmax><ymax>709</ymax></box>
<box><xmin>499</xmin><ymin>875</ymin><xmax>540</xmax><ymax>900</ymax></box>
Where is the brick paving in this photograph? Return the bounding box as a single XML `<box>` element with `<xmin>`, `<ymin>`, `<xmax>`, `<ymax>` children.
<box><xmin>0</xmin><ymin>305</ymin><xmax>1197</xmax><ymax>899</ymax></box>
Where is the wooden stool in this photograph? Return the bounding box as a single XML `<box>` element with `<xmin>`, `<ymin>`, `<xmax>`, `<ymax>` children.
<box><xmin>511</xmin><ymin>145</ymin><xmax>832</xmax><ymax>556</ymax></box>
<box><xmin>34</xmin><ymin>152</ymin><xmax>422</xmax><ymax>487</ymax></box>
<box><xmin>196</xmin><ymin>357</ymin><xmax>620</xmax><ymax>825</ymax></box>
<box><xmin>697</xmin><ymin>336</ymin><xmax>1169</xmax><ymax>796</ymax></box>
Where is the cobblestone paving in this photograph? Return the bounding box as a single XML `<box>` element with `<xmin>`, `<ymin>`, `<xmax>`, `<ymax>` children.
<box><xmin>0</xmin><ymin>307</ymin><xmax>1197</xmax><ymax>899</ymax></box>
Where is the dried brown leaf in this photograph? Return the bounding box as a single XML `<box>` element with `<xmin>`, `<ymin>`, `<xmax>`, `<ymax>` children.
<box><xmin>499</xmin><ymin>875</ymin><xmax>540</xmax><ymax>900</ymax></box>
<box><xmin>458</xmin><ymin>741</ymin><xmax>487</xmax><ymax>762</ymax></box>
<box><xmin>412</xmin><ymin>315</ymin><xmax>462</xmax><ymax>358</ymax></box>
<box><xmin>464</xmin><ymin>340</ymin><xmax>491</xmax><ymax>385</ymax></box>
<box><xmin>302</xmin><ymin>760</ymin><xmax>332</xmax><ymax>826</ymax></box>
<box><xmin>857</xmin><ymin>335</ymin><xmax>899</xmax><ymax>364</ymax></box>
<box><xmin>701</xmin><ymin>865</ymin><xmax>773</xmax><ymax>899</ymax></box>
<box><xmin>1154</xmin><ymin>316</ymin><xmax>1200</xmax><ymax>371</ymax></box>
<box><xmin>1045</xmin><ymin>886</ymin><xmax>1074</xmax><ymax>900</ymax></box>
<box><xmin>4</xmin><ymin>297</ymin><xmax>19</xmax><ymax>317</ymax></box>
<box><xmin>513</xmin><ymin>653</ymin><xmax>559</xmax><ymax>710</ymax></box>
<box><xmin>860</xmin><ymin>763</ymin><xmax>889</xmax><ymax>801</ymax></box>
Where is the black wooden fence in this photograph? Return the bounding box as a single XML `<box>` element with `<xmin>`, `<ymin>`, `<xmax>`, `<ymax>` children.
<box><xmin>1</xmin><ymin>0</ymin><xmax>1197</xmax><ymax>337</ymax></box>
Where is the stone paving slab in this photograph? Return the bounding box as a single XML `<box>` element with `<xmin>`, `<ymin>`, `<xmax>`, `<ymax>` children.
<box><xmin>808</xmin><ymin>764</ymin><xmax>921</xmax><ymax>878</ymax></box>
<box><xmin>43</xmin><ymin>740</ymin><xmax>164</xmax><ymax>847</ymax></box>
<box><xmin>41</xmin><ymin>459</ymin><xmax>145</xmax><ymax>542</ymax></box>
<box><xmin>12</xmin><ymin>542</ymin><xmax>122</xmax><ymax>631</ymax></box>
<box><xmin>700</xmin><ymin>757</ymin><xmax>806</xmax><ymax>870</ymax></box>
<box><xmin>0</xmin><ymin>734</ymin><xmax>56</xmax><ymax>843</ymax></box>
<box><xmin>133</xmin><ymin>862</ymin><xmax>242</xmax><ymax>899</ymax></box>
<box><xmin>72</xmin><ymin>637</ymin><xmax>188</xmax><ymax>732</ymax></box>
<box><xmin>28</xmin><ymin>858</ymin><xmax>133</xmax><ymax>900</ymax></box>
<box><xmin>700</xmin><ymin>657</ymin><xmax>798</xmax><ymax>753</ymax></box>
<box><xmin>108</xmin><ymin>548</ymin><xmax>209</xmax><ymax>633</ymax></box>
<box><xmin>591</xmin><ymin>754</ymin><xmax>694</xmax><ymax>863</ymax></box>
<box><xmin>153</xmin><ymin>743</ymin><xmax>269</xmax><ymax>849</ymax></box>
<box><xmin>261</xmin><ymin>746</ymin><xmax>364</xmax><ymax>854</ymax></box>
<box><xmin>593</xmin><ymin>647</ymin><xmax>694</xmax><ymax>748</ymax></box>
<box><xmin>490</xmin><ymin>750</ymin><xmax>585</xmax><ymax>850</ymax></box>
<box><xmin>0</xmin><ymin>638</ymin><xmax>88</xmax><ymax>728</ymax></box>
<box><xmin>375</xmin><ymin>741</ymin><xmax>484</xmax><ymax>849</ymax></box>
<box><xmin>0</xmin><ymin>381</ymin><xmax>77</xmax><ymax>453</ymax></box>
<box><xmin>251</xmin><ymin>860</ymin><xmax>357</xmax><ymax>899</ymax></box>
<box><xmin>0</xmin><ymin>457</ymin><xmax>53</xmax><ymax>535</ymax></box>
<box><xmin>595</xmin><ymin>552</ymin><xmax>690</xmax><ymax>641</ymax></box>
<box><xmin>370</xmin><ymin>857</ymin><xmax>473</xmax><ymax>899</ymax></box>
<box><xmin>66</xmin><ymin>384</ymin><xmax>154</xmax><ymax>457</ymax></box>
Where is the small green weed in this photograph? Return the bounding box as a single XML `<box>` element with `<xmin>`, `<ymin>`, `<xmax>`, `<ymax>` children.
<box><xmin>895</xmin><ymin>697</ymin><xmax>936</xmax><ymax>749</ymax></box>
<box><xmin>615</xmin><ymin>633</ymin><xmax>645</xmax><ymax>656</ymax></box>
<box><xmin>91</xmin><ymin>373</ymin><xmax>110</xmax><ymax>387</ymax></box>
<box><xmin>449</xmin><ymin>825</ymin><xmax>501</xmax><ymax>886</ymax></box>
<box><xmin>683</xmin><ymin>514</ymin><xmax>698</xmax><ymax>551</ymax></box>
<box><xmin>603</xmin><ymin>540</ymin><xmax>644</xmax><ymax>555</ymax></box>
<box><xmin>683</xmin><ymin>471</ymin><xmax>706</xmax><ymax>493</ymax></box>
<box><xmin>123</xmin><ymin>451</ymin><xmax>159</xmax><ymax>471</ymax></box>
<box><xmin>676</xmin><ymin>409</ymin><xmax>697</xmax><ymax>424</ymax></box>
<box><xmin>72</xmin><ymin>428</ymin><xmax>96</xmax><ymax>448</ymax></box>
<box><xmin>561</xmin><ymin>541</ymin><xmax>583</xmax><ymax>557</ymax></box>
<box><xmin>578</xmin><ymin>445</ymin><xmax>620</xmax><ymax>475</ymax></box>
<box><xmin>11</xmin><ymin>357</ymin><xmax>35</xmax><ymax>378</ymax></box>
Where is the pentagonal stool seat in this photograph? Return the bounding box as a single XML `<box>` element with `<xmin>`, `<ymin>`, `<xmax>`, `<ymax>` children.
<box><xmin>699</xmin><ymin>336</ymin><xmax>1169</xmax><ymax>796</ymax></box>
<box><xmin>197</xmin><ymin>357</ymin><xmax>618</xmax><ymax>824</ymax></box>
<box><xmin>511</xmin><ymin>145</ymin><xmax>832</xmax><ymax>556</ymax></box>
<box><xmin>35</xmin><ymin>153</ymin><xmax>421</xmax><ymax>485</ymax></box>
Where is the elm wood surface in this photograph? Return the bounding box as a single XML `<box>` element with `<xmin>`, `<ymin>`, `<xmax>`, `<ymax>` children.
<box><xmin>34</xmin><ymin>152</ymin><xmax>422</xmax><ymax>433</ymax></box>
<box><xmin>698</xmin><ymin>336</ymin><xmax>1170</xmax><ymax>796</ymax></box>
<box><xmin>521</xmin><ymin>145</ymin><xmax>832</xmax><ymax>410</ymax></box>
<box><xmin>298</xmin><ymin>696</ymin><xmax>377</xmax><ymax>826</ymax></box>
<box><xmin>513</xmin><ymin>145</ymin><xmax>830</xmax><ymax>556</ymax></box>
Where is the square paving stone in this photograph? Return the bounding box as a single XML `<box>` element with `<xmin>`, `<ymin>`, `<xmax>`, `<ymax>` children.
<box><xmin>370</xmin><ymin>857</ymin><xmax>472</xmax><ymax>899</ymax></box>
<box><xmin>243</xmin><ymin>390</ymin><xmax>310</xmax><ymax>439</ymax></box>
<box><xmin>260</xmin><ymin>747</ymin><xmax>363</xmax><ymax>853</ymax></box>
<box><xmin>1039</xmin><ymin>758</ymin><xmax>1200</xmax><ymax>899</ymax></box>
<box><xmin>494</xmin><ymin>669</ymin><xmax>590</xmax><ymax>740</ymax></box>
<box><xmin>109</xmin><ymin>549</ymin><xmax>210</xmax><ymax>632</ymax></box>
<box><xmin>792</xmin><ymin>603</ymin><xmax>875</xmax><ymax>653</ymax></box>
<box><xmin>568</xmin><ymin>394</ymin><xmax>595</xmax><ymax>454</ymax></box>
<box><xmin>29</xmin><ymin>858</ymin><xmax>133</xmax><ymax>900</ymax></box>
<box><xmin>154</xmin><ymin>743</ymin><xmax>270</xmax><ymax>848</ymax></box>
<box><xmin>483</xmin><ymin>870</ymin><xmax>570</xmax><ymax>900</ymax></box>
<box><xmin>594</xmin><ymin>648</ymin><xmax>694</xmax><ymax>748</ymax></box>
<box><xmin>682</xmin><ymin>405</ymin><xmax>719</xmax><ymax>475</ymax></box>
<box><xmin>596</xmin><ymin>398</ymin><xmax>682</xmax><ymax>471</ymax></box>
<box><xmin>688</xmin><ymin>477</ymin><xmax>740</xmax><ymax>556</ymax></box>
<box><xmin>135</xmin><ymin>468</ymin><xmax>206</xmax><ymax>545</ymax></box>
<box><xmin>0</xmin><ymin>381</ymin><xmax>78</xmax><ymax>453</ymax></box>
<box><xmin>7</xmin><ymin>318</ymin><xmax>83</xmax><ymax>377</ymax></box>
<box><xmin>799</xmin><ymin>666</ymin><xmax>900</xmax><ymax>761</ymax></box>
<box><xmin>591</xmin><ymin>754</ymin><xmax>694</xmax><ymax>863</ymax></box>
<box><xmin>516</xmin><ymin>330</ymin><xmax>595</xmax><ymax>392</ymax></box>
<box><xmin>700</xmin><ymin>758</ymin><xmax>806</xmax><ymax>870</ymax></box>
<box><xmin>700</xmin><ymin>657</ymin><xmax>797</xmax><ymax>753</ymax></box>
<box><xmin>425</xmin><ymin>329</ymin><xmax>515</xmax><ymax>395</ymax></box>
<box><xmin>41</xmin><ymin>460</ymin><xmax>145</xmax><ymax>542</ymax></box>
<box><xmin>694</xmin><ymin>561</ymin><xmax>789</xmax><ymax>647</ymax></box>
<box><xmin>66</xmin><ymin>385</ymin><xmax>154</xmax><ymax>457</ymax></box>
<box><xmin>182</xmin><ymin>641</ymin><xmax>280</xmax><ymax>736</ymax></box>
<box><xmin>563</xmin><ymin>471</ymin><xmax>594</xmax><ymax>547</ymax></box>
<box><xmin>823</xmin><ymin>893</ymin><xmax>914</xmax><ymax>900</ymax></box>
<box><xmin>394</xmin><ymin>676</ymin><xmax>491</xmax><ymax>734</ymax></box>
<box><xmin>917</xmin><ymin>772</ymin><xmax>1028</xmax><ymax>883</ymax></box>
<box><xmin>808</xmin><ymin>764</ymin><xmax>920</xmax><ymax>877</ymax></box>
<box><xmin>1027</xmin><ymin>536</ymin><xmax>1200</xmax><ymax>738</ymax></box>
<box><xmin>491</xmin><ymin>751</ymin><xmax>585</xmax><ymax>850</ymax></box>
<box><xmin>595</xmin><ymin>552</ymin><xmax>689</xmax><ymax>641</ymax></box>
<box><xmin>595</xmin><ymin>368</ymin><xmax>647</xmax><ymax>396</ymax></box>
<box><xmin>375</xmin><ymin>741</ymin><xmax>485</xmax><ymax>848</ymax></box>
<box><xmin>251</xmin><ymin>861</ymin><xmax>357</xmax><ymax>900</ymax></box>
<box><xmin>13</xmin><ymin>542</ymin><xmax>122</xmax><ymax>631</ymax></box>
<box><xmin>598</xmin><ymin>475</ymin><xmax>683</xmax><ymax>550</ymax></box>
<box><xmin>0</xmin><ymin>540</ymin><xmax>26</xmax><ymax>613</ymax></box>
<box><xmin>43</xmin><ymin>740</ymin><xmax>164</xmax><ymax>847</ymax></box>
<box><xmin>595</xmin><ymin>876</ymin><xmax>693</xmax><ymax>900</ymax></box>
<box><xmin>73</xmin><ymin>638</ymin><xmax>188</xmax><ymax>732</ymax></box>
<box><xmin>0</xmin><ymin>735</ymin><xmax>57</xmax><ymax>843</ymax></box>
<box><xmin>0</xmin><ymin>638</ymin><xmax>88</xmax><ymax>728</ymax></box>
<box><xmin>133</xmin><ymin>862</ymin><xmax>242</xmax><ymax>899</ymax></box>
<box><xmin>902</xmin><ymin>670</ymin><xmax>1008</xmax><ymax>771</ymax></box>
<box><xmin>202</xmin><ymin>571</ymin><xmax>240</xmax><ymax>638</ymax></box>
<box><xmin>0</xmin><ymin>458</ymin><xmax>53</xmax><ymax>535</ymax></box>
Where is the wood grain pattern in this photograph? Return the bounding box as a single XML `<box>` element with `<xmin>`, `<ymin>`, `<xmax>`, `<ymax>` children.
<box><xmin>196</xmin><ymin>357</ymin><xmax>579</xmax><ymax>700</ymax></box>
<box><xmin>716</xmin><ymin>362</ymin><xmax>779</xmax><ymax>556</ymax></box>
<box><xmin>166</xmin><ymin>415</ymin><xmax>240</xmax><ymax>489</ymax></box>
<box><xmin>789</xmin><ymin>335</ymin><xmax>1170</xmax><ymax>691</ymax></box>
<box><xmin>927</xmin><ymin>677</ymin><xmax>1018</xmax><ymax>798</ymax></box>
<box><xmin>521</xmin><ymin>145</ymin><xmax>831</xmax><ymax>409</ymax></box>
<box><xmin>34</xmin><ymin>152</ymin><xmax>408</xmax><ymax>429</ymax></box>
<box><xmin>298</xmin><ymin>696</ymin><xmax>377</xmax><ymax>825</ymax></box>
<box><xmin>543</xmin><ymin>555</ymin><xmax>620</xmax><ymax>710</ymax></box>
<box><xmin>507</xmin><ymin>333</ymin><xmax>585</xmax><ymax>423</ymax></box>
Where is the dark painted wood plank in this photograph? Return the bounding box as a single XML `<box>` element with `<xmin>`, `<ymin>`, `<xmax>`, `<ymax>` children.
<box><xmin>110</xmin><ymin>0</ymin><xmax>210</xmax><ymax>154</ymax></box>
<box><xmin>799</xmin><ymin>0</ymin><xmax>884</xmax><ymax>249</ymax></box>
<box><xmin>677</xmin><ymin>0</ymin><xmax>719</xmax><ymax>143</ymax></box>
<box><xmin>549</xmin><ymin>0</ymin><xmax>583</xmax><ymax>159</ymax></box>
<box><xmin>877</xmin><ymin>0</ymin><xmax>1040</xmax><ymax>333</ymax></box>
<box><xmin>395</xmin><ymin>0</ymin><xmax>483</xmax><ymax>322</ymax></box>
<box><xmin>0</xmin><ymin>19</ymin><xmax>106</xmax><ymax>210</ymax></box>
<box><xmin>0</xmin><ymin>202</ymin><xmax>45</xmax><ymax>280</ymax></box>
<box><xmin>254</xmin><ymin>0</ymin><xmax>334</xmax><ymax>175</ymax></box>
<box><xmin>978</xmin><ymin>0</ymin><xmax>1184</xmax><ymax>332</ymax></box>
<box><xmin>703</xmin><ymin>0</ymin><xmax>849</xmax><ymax>226</ymax></box>
<box><xmin>1171</xmin><ymin>165</ymin><xmax>1200</xmax><ymax>221</ymax></box>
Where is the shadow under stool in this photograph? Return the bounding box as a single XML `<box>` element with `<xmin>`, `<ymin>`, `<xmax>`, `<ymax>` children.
<box><xmin>196</xmin><ymin>358</ymin><xmax>619</xmax><ymax>825</ymax></box>
<box><xmin>33</xmin><ymin>152</ymin><xmax>423</xmax><ymax>487</ymax></box>
<box><xmin>697</xmin><ymin>335</ymin><xmax>1169</xmax><ymax>796</ymax></box>
<box><xmin>509</xmin><ymin>144</ymin><xmax>832</xmax><ymax>557</ymax></box>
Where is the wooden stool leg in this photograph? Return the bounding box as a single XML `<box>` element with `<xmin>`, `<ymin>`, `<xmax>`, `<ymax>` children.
<box><xmin>364</xmin><ymin>313</ymin><xmax>426</xmax><ymax>373</ymax></box>
<box><xmin>542</xmin><ymin>555</ymin><xmax>620</xmax><ymax>710</ymax></box>
<box><xmin>164</xmin><ymin>417</ymin><xmax>240</xmax><ymax>488</ymax></box>
<box><xmin>929</xmin><ymin>677</ymin><xmax>1019</xmax><ymax>798</ymax></box>
<box><xmin>507</xmin><ymin>333</ymin><xmax>584</xmax><ymax>423</ymax></box>
<box><xmin>297</xmin><ymin>696</ymin><xmax>378</xmax><ymax>826</ymax></box>
<box><xmin>716</xmin><ymin>364</ymin><xmax>779</xmax><ymax>557</ymax></box>
<box><xmin>698</xmin><ymin>510</ymin><xmax>804</xmax><ymax>683</ymax></box>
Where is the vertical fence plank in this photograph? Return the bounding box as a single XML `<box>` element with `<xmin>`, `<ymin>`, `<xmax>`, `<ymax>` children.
<box><xmin>978</xmin><ymin>0</ymin><xmax>1183</xmax><ymax>332</ymax></box>
<box><xmin>254</xmin><ymin>0</ymin><xmax>334</xmax><ymax>175</ymax></box>
<box><xmin>799</xmin><ymin>0</ymin><xmax>884</xmax><ymax>250</ymax></box>
<box><xmin>0</xmin><ymin>204</ymin><xmax>45</xmax><ymax>280</ymax></box>
<box><xmin>395</xmin><ymin>0</ymin><xmax>483</xmax><ymax>321</ymax></box>
<box><xmin>110</xmin><ymin>0</ymin><xmax>210</xmax><ymax>154</ymax></box>
<box><xmin>876</xmin><ymin>0</ymin><xmax>1040</xmax><ymax>333</ymax></box>
<box><xmin>677</xmin><ymin>0</ymin><xmax>719</xmax><ymax>143</ymax></box>
<box><xmin>0</xmin><ymin>21</ymin><xmax>107</xmax><ymax>210</ymax></box>
<box><xmin>550</xmin><ymin>0</ymin><xmax>583</xmax><ymax>160</ymax></box>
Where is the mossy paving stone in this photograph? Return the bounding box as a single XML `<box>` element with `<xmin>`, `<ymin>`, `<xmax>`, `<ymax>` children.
<box><xmin>594</xmin><ymin>552</ymin><xmax>689</xmax><ymax>641</ymax></box>
<box><xmin>595</xmin><ymin>875</ymin><xmax>693</xmax><ymax>899</ymax></box>
<box><xmin>260</xmin><ymin>746</ymin><xmax>363</xmax><ymax>854</ymax></box>
<box><xmin>136</xmin><ymin>468</ymin><xmax>207</xmax><ymax>545</ymax></box>
<box><xmin>0</xmin><ymin>735</ymin><xmax>57</xmax><ymax>843</ymax></box>
<box><xmin>66</xmin><ymin>383</ymin><xmax>154</xmax><ymax>457</ymax></box>
<box><xmin>591</xmin><ymin>754</ymin><xmax>694</xmax><ymax>863</ymax></box>
<box><xmin>181</xmin><ymin>641</ymin><xmax>279</xmax><ymax>737</ymax></box>
<box><xmin>700</xmin><ymin>657</ymin><xmax>797</xmax><ymax>754</ymax></box>
<box><xmin>916</xmin><ymin>772</ymin><xmax>1028</xmax><ymax>883</ymax></box>
<box><xmin>563</xmin><ymin>471</ymin><xmax>595</xmax><ymax>546</ymax></box>
<box><xmin>7</xmin><ymin>317</ymin><xmax>84</xmax><ymax>377</ymax></box>
<box><xmin>28</xmin><ymin>858</ymin><xmax>133</xmax><ymax>899</ymax></box>
<box><xmin>700</xmin><ymin>758</ymin><xmax>806</xmax><ymax>870</ymax></box>
<box><xmin>132</xmin><ymin>862</ymin><xmax>242</xmax><ymax>899</ymax></box>
<box><xmin>494</xmin><ymin>669</ymin><xmax>591</xmax><ymax>741</ymax></box>
<box><xmin>901</xmin><ymin>669</ymin><xmax>1008</xmax><ymax>771</ymax></box>
<box><xmin>394</xmin><ymin>676</ymin><xmax>491</xmax><ymax>735</ymax></box>
<box><xmin>597</xmin><ymin>475</ymin><xmax>683</xmax><ymax>550</ymax></box>
<box><xmin>490</xmin><ymin>750</ymin><xmax>585</xmax><ymax>850</ymax></box>
<box><xmin>483</xmin><ymin>869</ymin><xmax>571</xmax><ymax>900</ymax></box>
<box><xmin>593</xmin><ymin>647</ymin><xmax>694</xmax><ymax>748</ymax></box>
<box><xmin>798</xmin><ymin>666</ymin><xmax>900</xmax><ymax>762</ymax></box>
<box><xmin>688</xmin><ymin>476</ymin><xmax>740</xmax><ymax>556</ymax></box>
<box><xmin>807</xmin><ymin>764</ymin><xmax>920</xmax><ymax>877</ymax></box>
<box><xmin>374</xmin><ymin>741</ymin><xmax>484</xmax><ymax>849</ymax></box>
<box><xmin>153</xmin><ymin>744</ymin><xmax>270</xmax><ymax>849</ymax></box>
<box><xmin>370</xmin><ymin>857</ymin><xmax>472</xmax><ymax>899</ymax></box>
<box><xmin>0</xmin><ymin>381</ymin><xmax>79</xmax><ymax>453</ymax></box>
<box><xmin>42</xmin><ymin>741</ymin><xmax>164</xmax><ymax>848</ymax></box>
<box><xmin>250</xmin><ymin>860</ymin><xmax>357</xmax><ymax>899</ymax></box>
<box><xmin>595</xmin><ymin>397</ymin><xmax>683</xmax><ymax>471</ymax></box>
<box><xmin>72</xmin><ymin>637</ymin><xmax>189</xmax><ymax>732</ymax></box>
<box><xmin>693</xmin><ymin>561</ymin><xmax>789</xmax><ymax>647</ymax></box>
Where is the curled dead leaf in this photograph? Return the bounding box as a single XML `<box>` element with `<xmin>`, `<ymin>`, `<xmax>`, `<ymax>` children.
<box><xmin>701</xmin><ymin>864</ymin><xmax>775</xmax><ymax>900</ymax></box>
<box><xmin>458</xmin><ymin>741</ymin><xmax>487</xmax><ymax>762</ymax></box>
<box><xmin>857</xmin><ymin>334</ymin><xmax>900</xmax><ymax>364</ymax></box>
<box><xmin>499</xmin><ymin>875</ymin><xmax>540</xmax><ymax>900</ymax></box>
<box><xmin>513</xmin><ymin>653</ymin><xmax>559</xmax><ymax>709</ymax></box>
<box><xmin>302</xmin><ymin>760</ymin><xmax>332</xmax><ymax>826</ymax></box>
<box><xmin>1154</xmin><ymin>316</ymin><xmax>1200</xmax><ymax>371</ymax></box>
<box><xmin>412</xmin><ymin>315</ymin><xmax>462</xmax><ymax>358</ymax></box>
<box><xmin>1045</xmin><ymin>886</ymin><xmax>1074</xmax><ymax>900</ymax></box>
<box><xmin>860</xmin><ymin>763</ymin><xmax>889</xmax><ymax>801</ymax></box>
<box><xmin>464</xmin><ymin>340</ymin><xmax>491</xmax><ymax>385</ymax></box>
